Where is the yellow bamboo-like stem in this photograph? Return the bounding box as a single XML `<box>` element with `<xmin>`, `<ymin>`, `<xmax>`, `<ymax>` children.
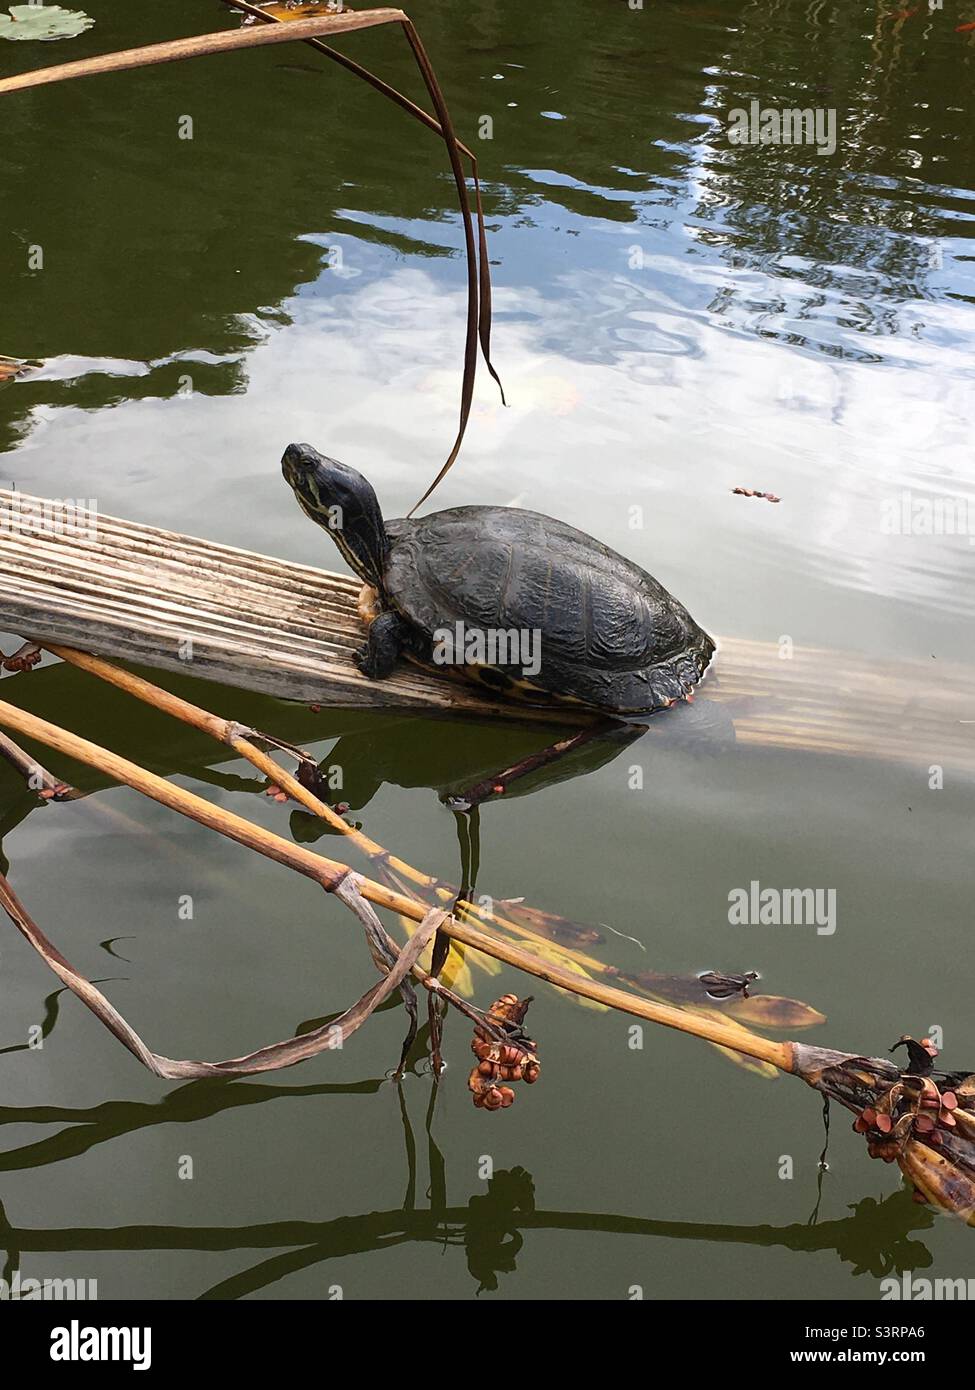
<box><xmin>44</xmin><ymin>643</ymin><xmax>425</xmax><ymax>877</ymax></box>
<box><xmin>0</xmin><ymin>12</ymin><xmax>407</xmax><ymax>96</ymax></box>
<box><xmin>43</xmin><ymin>644</ymin><xmax>613</xmax><ymax>978</ymax></box>
<box><xmin>0</xmin><ymin>693</ymin><xmax>794</xmax><ymax>1071</ymax></box>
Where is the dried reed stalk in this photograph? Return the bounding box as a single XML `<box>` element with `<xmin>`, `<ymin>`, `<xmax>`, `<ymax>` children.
<box><xmin>0</xmin><ymin>870</ymin><xmax>442</xmax><ymax>1078</ymax></box>
<box><xmin>39</xmin><ymin>644</ymin><xmax>814</xmax><ymax>1081</ymax></box>
<box><xmin>0</xmin><ymin>12</ymin><xmax>407</xmax><ymax>95</ymax></box>
<box><xmin>3</xmin><ymin>693</ymin><xmax>974</xmax><ymax>1219</ymax></box>
<box><xmin>0</xmin><ymin>692</ymin><xmax>793</xmax><ymax>1067</ymax></box>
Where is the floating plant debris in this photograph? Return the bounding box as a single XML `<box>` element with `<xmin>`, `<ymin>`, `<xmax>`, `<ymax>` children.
<box><xmin>732</xmin><ymin>487</ymin><xmax>781</xmax><ymax>503</ymax></box>
<box><xmin>468</xmin><ymin>994</ymin><xmax>540</xmax><ymax>1111</ymax></box>
<box><xmin>242</xmin><ymin>1</ymin><xmax>333</xmax><ymax>21</ymax></box>
<box><xmin>797</xmin><ymin>1038</ymin><xmax>975</xmax><ymax>1224</ymax></box>
<box><xmin>0</xmin><ymin>353</ymin><xmax>42</xmax><ymax>381</ymax></box>
<box><xmin>0</xmin><ymin>5</ymin><xmax>93</xmax><ymax>41</ymax></box>
<box><xmin>1</xmin><ymin>640</ymin><xmax>42</xmax><ymax>672</ymax></box>
<box><xmin>1</xmin><ymin>645</ymin><xmax>972</xmax><ymax>1220</ymax></box>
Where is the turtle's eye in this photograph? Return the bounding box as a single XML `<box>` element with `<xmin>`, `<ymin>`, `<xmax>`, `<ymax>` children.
<box><xmin>283</xmin><ymin>442</ymin><xmax>315</xmax><ymax>470</ymax></box>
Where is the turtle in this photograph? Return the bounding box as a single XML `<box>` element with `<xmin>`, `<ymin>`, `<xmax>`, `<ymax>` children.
<box><xmin>281</xmin><ymin>443</ymin><xmax>715</xmax><ymax>716</ymax></box>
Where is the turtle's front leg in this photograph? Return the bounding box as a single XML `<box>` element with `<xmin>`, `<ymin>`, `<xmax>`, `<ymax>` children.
<box><xmin>354</xmin><ymin>611</ymin><xmax>410</xmax><ymax>680</ymax></box>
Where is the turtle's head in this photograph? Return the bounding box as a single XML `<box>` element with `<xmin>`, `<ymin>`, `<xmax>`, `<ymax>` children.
<box><xmin>282</xmin><ymin>443</ymin><xmax>389</xmax><ymax>590</ymax></box>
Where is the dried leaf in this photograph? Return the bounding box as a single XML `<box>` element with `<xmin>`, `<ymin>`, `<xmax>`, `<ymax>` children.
<box><xmin>497</xmin><ymin>898</ymin><xmax>605</xmax><ymax>946</ymax></box>
<box><xmin>711</xmin><ymin>1044</ymin><xmax>780</xmax><ymax>1081</ymax></box>
<box><xmin>508</xmin><ymin>935</ymin><xmax>607</xmax><ymax>1011</ymax></box>
<box><xmin>399</xmin><ymin>911</ymin><xmax>476</xmax><ymax>996</ymax></box>
<box><xmin>0</xmin><ymin>869</ymin><xmax>442</xmax><ymax>1078</ymax></box>
<box><xmin>899</xmin><ymin>1140</ymin><xmax>975</xmax><ymax>1224</ymax></box>
<box><xmin>723</xmin><ymin>994</ymin><xmax>827</xmax><ymax>1030</ymax></box>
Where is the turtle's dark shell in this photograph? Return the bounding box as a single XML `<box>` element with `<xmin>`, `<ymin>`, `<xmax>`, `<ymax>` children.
<box><xmin>383</xmin><ymin>507</ymin><xmax>714</xmax><ymax>714</ymax></box>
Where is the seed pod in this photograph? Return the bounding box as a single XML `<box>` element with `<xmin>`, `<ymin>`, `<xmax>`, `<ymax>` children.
<box><xmin>469</xmin><ymin>995</ymin><xmax>538</xmax><ymax>1111</ymax></box>
<box><xmin>898</xmin><ymin>1140</ymin><xmax>975</xmax><ymax>1224</ymax></box>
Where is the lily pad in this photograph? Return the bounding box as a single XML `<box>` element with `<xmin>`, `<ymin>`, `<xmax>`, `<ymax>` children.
<box><xmin>0</xmin><ymin>4</ymin><xmax>95</xmax><ymax>41</ymax></box>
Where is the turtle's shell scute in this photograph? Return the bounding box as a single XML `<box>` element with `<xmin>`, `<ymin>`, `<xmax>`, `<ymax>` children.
<box><xmin>384</xmin><ymin>507</ymin><xmax>715</xmax><ymax>714</ymax></box>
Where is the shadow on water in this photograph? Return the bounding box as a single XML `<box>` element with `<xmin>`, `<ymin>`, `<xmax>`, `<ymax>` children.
<box><xmin>0</xmin><ymin>656</ymin><xmax>665</xmax><ymax>835</ymax></box>
<box><xmin>0</xmin><ymin>1068</ymin><xmax>939</xmax><ymax>1298</ymax></box>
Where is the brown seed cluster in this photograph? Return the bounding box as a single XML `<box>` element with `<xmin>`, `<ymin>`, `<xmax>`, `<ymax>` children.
<box><xmin>853</xmin><ymin>1038</ymin><xmax>964</xmax><ymax>1196</ymax></box>
<box><xmin>1</xmin><ymin>648</ymin><xmax>42</xmax><ymax>672</ymax></box>
<box><xmin>469</xmin><ymin>994</ymin><xmax>540</xmax><ymax>1111</ymax></box>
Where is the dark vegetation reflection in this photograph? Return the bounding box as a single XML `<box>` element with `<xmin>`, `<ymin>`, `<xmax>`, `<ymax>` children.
<box><xmin>0</xmin><ymin>1068</ymin><xmax>940</xmax><ymax>1298</ymax></box>
<box><xmin>2</xmin><ymin>0</ymin><xmax>974</xmax><ymax>448</ymax></box>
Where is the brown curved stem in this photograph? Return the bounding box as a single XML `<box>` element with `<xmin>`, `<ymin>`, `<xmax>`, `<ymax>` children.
<box><xmin>0</xmin><ymin>868</ymin><xmax>444</xmax><ymax>1079</ymax></box>
<box><xmin>221</xmin><ymin>1</ymin><xmax>506</xmax><ymax>412</ymax></box>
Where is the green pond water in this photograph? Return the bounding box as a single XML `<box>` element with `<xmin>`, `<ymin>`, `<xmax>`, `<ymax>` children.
<box><xmin>1</xmin><ymin>0</ymin><xmax>974</xmax><ymax>1300</ymax></box>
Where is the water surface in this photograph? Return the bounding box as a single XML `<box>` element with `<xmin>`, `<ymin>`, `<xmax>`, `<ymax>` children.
<box><xmin>1</xmin><ymin>0</ymin><xmax>974</xmax><ymax>1299</ymax></box>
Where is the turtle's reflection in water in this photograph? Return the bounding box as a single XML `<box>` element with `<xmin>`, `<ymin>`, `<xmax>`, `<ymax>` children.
<box><xmin>287</xmin><ymin>695</ymin><xmax>739</xmax><ymax>842</ymax></box>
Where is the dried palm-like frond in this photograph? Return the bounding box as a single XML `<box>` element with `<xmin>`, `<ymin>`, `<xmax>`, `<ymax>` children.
<box><xmin>795</xmin><ymin>1040</ymin><xmax>975</xmax><ymax>1224</ymax></box>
